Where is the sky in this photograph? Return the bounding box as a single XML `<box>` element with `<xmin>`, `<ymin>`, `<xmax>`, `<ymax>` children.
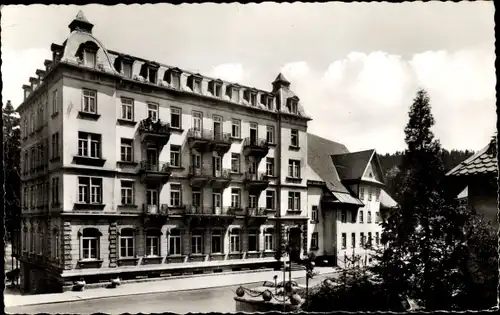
<box><xmin>1</xmin><ymin>3</ymin><xmax>496</xmax><ymax>154</ymax></box>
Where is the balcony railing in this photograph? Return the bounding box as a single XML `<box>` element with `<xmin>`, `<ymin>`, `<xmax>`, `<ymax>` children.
<box><xmin>138</xmin><ymin>118</ymin><xmax>171</xmax><ymax>135</ymax></box>
<box><xmin>246</xmin><ymin>207</ymin><xmax>267</xmax><ymax>217</ymax></box>
<box><xmin>243</xmin><ymin>137</ymin><xmax>269</xmax><ymax>149</ymax></box>
<box><xmin>185</xmin><ymin>206</ymin><xmax>241</xmax><ymax>216</ymax></box>
<box><xmin>188</xmin><ymin>166</ymin><xmax>232</xmax><ymax>179</ymax></box>
<box><xmin>143</xmin><ymin>203</ymin><xmax>169</xmax><ymax>215</ymax></box>
<box><xmin>187</xmin><ymin>128</ymin><xmax>232</xmax><ymax>143</ymax></box>
<box><xmin>140</xmin><ymin>161</ymin><xmax>172</xmax><ymax>173</ymax></box>
<box><xmin>244</xmin><ymin>171</ymin><xmax>268</xmax><ymax>182</ymax></box>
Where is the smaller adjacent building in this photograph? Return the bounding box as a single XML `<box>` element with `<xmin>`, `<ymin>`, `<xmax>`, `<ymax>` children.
<box><xmin>306</xmin><ymin>134</ymin><xmax>397</xmax><ymax>267</ymax></box>
<box><xmin>446</xmin><ymin>136</ymin><xmax>498</xmax><ymax>229</ymax></box>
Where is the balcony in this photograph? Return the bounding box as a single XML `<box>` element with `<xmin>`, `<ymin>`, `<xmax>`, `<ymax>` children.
<box><xmin>139</xmin><ymin>161</ymin><xmax>172</xmax><ymax>184</ymax></box>
<box><xmin>246</xmin><ymin>207</ymin><xmax>269</xmax><ymax>225</ymax></box>
<box><xmin>138</xmin><ymin>118</ymin><xmax>171</xmax><ymax>147</ymax></box>
<box><xmin>184</xmin><ymin>206</ymin><xmax>238</xmax><ymax>226</ymax></box>
<box><xmin>244</xmin><ymin>172</ymin><xmax>270</xmax><ymax>193</ymax></box>
<box><xmin>188</xmin><ymin>166</ymin><xmax>211</xmax><ymax>188</ymax></box>
<box><xmin>187</xmin><ymin>129</ymin><xmax>232</xmax><ymax>154</ymax></box>
<box><xmin>142</xmin><ymin>204</ymin><xmax>169</xmax><ymax>216</ymax></box>
<box><xmin>242</xmin><ymin>137</ymin><xmax>269</xmax><ymax>159</ymax></box>
<box><xmin>211</xmin><ymin>168</ymin><xmax>232</xmax><ymax>189</ymax></box>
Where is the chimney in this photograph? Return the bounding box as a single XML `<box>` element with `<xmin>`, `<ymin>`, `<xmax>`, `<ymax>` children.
<box><xmin>35</xmin><ymin>69</ymin><xmax>46</xmax><ymax>82</ymax></box>
<box><xmin>29</xmin><ymin>77</ymin><xmax>40</xmax><ymax>91</ymax></box>
<box><xmin>22</xmin><ymin>84</ymin><xmax>33</xmax><ymax>101</ymax></box>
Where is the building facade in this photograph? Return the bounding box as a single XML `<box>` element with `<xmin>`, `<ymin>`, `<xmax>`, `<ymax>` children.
<box><xmin>16</xmin><ymin>12</ymin><xmax>312</xmax><ymax>293</ymax></box>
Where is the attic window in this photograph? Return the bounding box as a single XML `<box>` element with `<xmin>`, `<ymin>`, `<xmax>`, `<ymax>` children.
<box><xmin>122</xmin><ymin>61</ymin><xmax>132</xmax><ymax>79</ymax></box>
<box><xmin>226</xmin><ymin>85</ymin><xmax>240</xmax><ymax>102</ymax></box>
<box><xmin>84</xmin><ymin>50</ymin><xmax>96</xmax><ymax>68</ymax></box>
<box><xmin>261</xmin><ymin>94</ymin><xmax>274</xmax><ymax>110</ymax></box>
<box><xmin>287</xmin><ymin>98</ymin><xmax>298</xmax><ymax>114</ymax></box>
<box><xmin>187</xmin><ymin>74</ymin><xmax>202</xmax><ymax>94</ymax></box>
<box><xmin>208</xmin><ymin>80</ymin><xmax>222</xmax><ymax>97</ymax></box>
<box><xmin>244</xmin><ymin>90</ymin><xmax>257</xmax><ymax>106</ymax></box>
<box><xmin>165</xmin><ymin>68</ymin><xmax>182</xmax><ymax>89</ymax></box>
<box><xmin>148</xmin><ymin>68</ymin><xmax>157</xmax><ymax>84</ymax></box>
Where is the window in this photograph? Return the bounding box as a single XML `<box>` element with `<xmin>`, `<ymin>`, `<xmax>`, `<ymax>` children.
<box><xmin>52</xmin><ymin>132</ymin><xmax>60</xmax><ymax>159</ymax></box>
<box><xmin>211</xmin><ymin>230</ymin><xmax>223</xmax><ymax>253</ymax></box>
<box><xmin>375</xmin><ymin>211</ymin><xmax>381</xmax><ymax>224</ymax></box>
<box><xmin>191</xmin><ymin>230</ymin><xmax>203</xmax><ymax>254</ymax></box>
<box><xmin>146</xmin><ymin>230</ymin><xmax>160</xmax><ymax>256</ymax></box>
<box><xmin>291</xmin><ymin>129</ymin><xmax>299</xmax><ymax>147</ymax></box>
<box><xmin>78</xmin><ymin>177</ymin><xmax>102</xmax><ymax>204</ymax></box>
<box><xmin>84</xmin><ymin>50</ymin><xmax>96</xmax><ymax>68</ymax></box>
<box><xmin>121</xmin><ymin>98</ymin><xmax>134</xmax><ymax>121</ymax></box>
<box><xmin>122</xmin><ymin>62</ymin><xmax>132</xmax><ymax>79</ymax></box>
<box><xmin>169</xmin><ymin>229</ymin><xmax>182</xmax><ymax>255</ymax></box>
<box><xmin>359</xmin><ymin>187</ymin><xmax>364</xmax><ymax>200</ymax></box>
<box><xmin>170</xmin><ymin>145</ymin><xmax>181</xmax><ymax>167</ymax></box>
<box><xmin>376</xmin><ymin>188</ymin><xmax>381</xmax><ymax>201</ymax></box>
<box><xmin>264</xmin><ymin>229</ymin><xmax>274</xmax><ymax>251</ymax></box>
<box><xmin>231</xmin><ymin>188</ymin><xmax>240</xmax><ymax>208</ymax></box>
<box><xmin>148</xmin><ymin>68</ymin><xmax>157</xmax><ymax>84</ymax></box>
<box><xmin>311</xmin><ymin>205</ymin><xmax>318</xmax><ymax>222</ymax></box>
<box><xmin>147</xmin><ymin>103</ymin><xmax>159</xmax><ymax>121</ymax></box>
<box><xmin>171</xmin><ymin>73</ymin><xmax>180</xmax><ymax>89</ymax></box>
<box><xmin>351</xmin><ymin>233</ymin><xmax>356</xmax><ymax>248</ymax></box>
<box><xmin>288</xmin><ymin>160</ymin><xmax>301</xmax><ymax>178</ymax></box>
<box><xmin>170</xmin><ymin>107</ymin><xmax>181</xmax><ymax>129</ymax></box>
<box><xmin>146</xmin><ymin>187</ymin><xmax>158</xmax><ymax>206</ymax></box>
<box><xmin>360</xmin><ymin>233</ymin><xmax>366</xmax><ymax>247</ymax></box>
<box><xmin>212</xmin><ymin>82</ymin><xmax>222</xmax><ymax>97</ymax></box>
<box><xmin>193</xmin><ymin>79</ymin><xmax>202</xmax><ymax>93</ymax></box>
<box><xmin>368</xmin><ymin>211</ymin><xmax>372</xmax><ymax>223</ymax></box>
<box><xmin>359</xmin><ymin>211</ymin><xmax>364</xmax><ymax>223</ymax></box>
<box><xmin>231</xmin><ymin>119</ymin><xmax>241</xmax><ymax>138</ymax></box>
<box><xmin>288</xmin><ymin>99</ymin><xmax>298</xmax><ymax>114</ymax></box>
<box><xmin>230</xmin><ymin>229</ymin><xmax>240</xmax><ymax>252</ymax></box>
<box><xmin>266</xmin><ymin>158</ymin><xmax>274</xmax><ymax>177</ymax></box>
<box><xmin>192</xmin><ymin>191</ymin><xmax>201</xmax><ymax>209</ymax></box>
<box><xmin>311</xmin><ymin>232</ymin><xmax>318</xmax><ymax>249</ymax></box>
<box><xmin>266</xmin><ymin>126</ymin><xmax>275</xmax><ymax>144</ymax></box>
<box><xmin>375</xmin><ymin>232</ymin><xmax>380</xmax><ymax>245</ymax></box>
<box><xmin>368</xmin><ymin>232</ymin><xmax>372</xmax><ymax>247</ymax></box>
<box><xmin>288</xmin><ymin>191</ymin><xmax>301</xmax><ymax>211</ymax></box>
<box><xmin>265</xmin><ymin>190</ymin><xmax>275</xmax><ymax>210</ymax></box>
<box><xmin>170</xmin><ymin>184</ymin><xmax>181</xmax><ymax>207</ymax></box>
<box><xmin>341</xmin><ymin>210</ymin><xmax>347</xmax><ymax>223</ymax></box>
<box><xmin>121</xmin><ymin>181</ymin><xmax>134</xmax><ymax>205</ymax></box>
<box><xmin>78</xmin><ymin>132</ymin><xmax>101</xmax><ymax>158</ymax></box>
<box><xmin>231</xmin><ymin>153</ymin><xmax>240</xmax><ymax>173</ymax></box>
<box><xmin>248</xmin><ymin>230</ymin><xmax>258</xmax><ymax>252</ymax></box>
<box><xmin>368</xmin><ymin>188</ymin><xmax>372</xmax><ymax>201</ymax></box>
<box><xmin>120</xmin><ymin>138</ymin><xmax>133</xmax><ymax>162</ymax></box>
<box><xmin>120</xmin><ymin>228</ymin><xmax>135</xmax><ymax>258</ymax></box>
<box><xmin>53</xmin><ymin>229</ymin><xmax>59</xmax><ymax>259</ymax></box>
<box><xmin>82</xmin><ymin>89</ymin><xmax>97</xmax><ymax>114</ymax></box>
<box><xmin>81</xmin><ymin>228</ymin><xmax>100</xmax><ymax>260</ymax></box>
<box><xmin>30</xmin><ymin>228</ymin><xmax>35</xmax><ymax>253</ymax></box>
<box><xmin>52</xmin><ymin>89</ymin><xmax>58</xmax><ymax>114</ymax></box>
<box><xmin>341</xmin><ymin>233</ymin><xmax>347</xmax><ymax>249</ymax></box>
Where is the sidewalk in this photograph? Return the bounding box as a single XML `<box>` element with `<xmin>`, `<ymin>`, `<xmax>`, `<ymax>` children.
<box><xmin>5</xmin><ymin>266</ymin><xmax>338</xmax><ymax>308</ymax></box>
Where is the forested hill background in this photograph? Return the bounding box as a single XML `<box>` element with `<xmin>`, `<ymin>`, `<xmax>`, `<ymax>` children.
<box><xmin>378</xmin><ymin>149</ymin><xmax>475</xmax><ymax>200</ymax></box>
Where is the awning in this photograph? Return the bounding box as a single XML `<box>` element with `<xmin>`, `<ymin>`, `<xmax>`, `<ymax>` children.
<box><xmin>380</xmin><ymin>190</ymin><xmax>398</xmax><ymax>209</ymax></box>
<box><xmin>325</xmin><ymin>191</ymin><xmax>364</xmax><ymax>206</ymax></box>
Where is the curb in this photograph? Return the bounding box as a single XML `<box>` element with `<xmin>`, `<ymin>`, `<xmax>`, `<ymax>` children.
<box><xmin>6</xmin><ymin>269</ymin><xmax>338</xmax><ymax>308</ymax></box>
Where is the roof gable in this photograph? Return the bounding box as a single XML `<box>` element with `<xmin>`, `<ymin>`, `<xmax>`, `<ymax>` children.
<box><xmin>331</xmin><ymin>149</ymin><xmax>375</xmax><ymax>181</ymax></box>
<box><xmin>446</xmin><ymin>137</ymin><xmax>497</xmax><ymax>176</ymax></box>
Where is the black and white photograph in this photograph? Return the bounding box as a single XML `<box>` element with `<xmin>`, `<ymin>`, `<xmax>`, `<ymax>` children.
<box><xmin>2</xmin><ymin>2</ymin><xmax>497</xmax><ymax>314</ymax></box>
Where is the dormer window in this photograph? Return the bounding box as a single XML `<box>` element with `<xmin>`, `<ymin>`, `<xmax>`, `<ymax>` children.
<box><xmin>287</xmin><ymin>97</ymin><xmax>299</xmax><ymax>114</ymax></box>
<box><xmin>226</xmin><ymin>85</ymin><xmax>240</xmax><ymax>103</ymax></box>
<box><xmin>164</xmin><ymin>68</ymin><xmax>182</xmax><ymax>89</ymax></box>
<box><xmin>187</xmin><ymin>74</ymin><xmax>203</xmax><ymax>94</ymax></box>
<box><xmin>244</xmin><ymin>90</ymin><xmax>257</xmax><ymax>106</ymax></box>
<box><xmin>148</xmin><ymin>68</ymin><xmax>157</xmax><ymax>84</ymax></box>
<box><xmin>208</xmin><ymin>80</ymin><xmax>223</xmax><ymax>97</ymax></box>
<box><xmin>261</xmin><ymin>94</ymin><xmax>274</xmax><ymax>110</ymax></box>
<box><xmin>84</xmin><ymin>50</ymin><xmax>96</xmax><ymax>68</ymax></box>
<box><xmin>140</xmin><ymin>62</ymin><xmax>159</xmax><ymax>84</ymax></box>
<box><xmin>75</xmin><ymin>41</ymin><xmax>99</xmax><ymax>68</ymax></box>
<box><xmin>122</xmin><ymin>61</ymin><xmax>132</xmax><ymax>79</ymax></box>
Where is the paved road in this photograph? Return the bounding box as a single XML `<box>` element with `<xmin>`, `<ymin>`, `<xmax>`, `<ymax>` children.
<box><xmin>6</xmin><ymin>274</ymin><xmax>333</xmax><ymax>314</ymax></box>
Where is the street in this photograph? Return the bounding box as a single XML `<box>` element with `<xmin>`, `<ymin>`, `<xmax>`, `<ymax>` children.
<box><xmin>6</xmin><ymin>273</ymin><xmax>334</xmax><ymax>314</ymax></box>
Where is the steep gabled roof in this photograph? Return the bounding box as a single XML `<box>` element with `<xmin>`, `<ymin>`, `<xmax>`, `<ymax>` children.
<box><xmin>446</xmin><ymin>137</ymin><xmax>497</xmax><ymax>176</ymax></box>
<box><xmin>307</xmin><ymin>133</ymin><xmax>350</xmax><ymax>193</ymax></box>
<box><xmin>331</xmin><ymin>149</ymin><xmax>375</xmax><ymax>181</ymax></box>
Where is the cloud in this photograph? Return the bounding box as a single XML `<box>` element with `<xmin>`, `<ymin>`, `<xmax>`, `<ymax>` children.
<box><xmin>2</xmin><ymin>48</ymin><xmax>52</xmax><ymax>107</ymax></box>
<box><xmin>294</xmin><ymin>49</ymin><xmax>495</xmax><ymax>153</ymax></box>
<box><xmin>280</xmin><ymin>61</ymin><xmax>310</xmax><ymax>80</ymax></box>
<box><xmin>210</xmin><ymin>63</ymin><xmax>244</xmax><ymax>82</ymax></box>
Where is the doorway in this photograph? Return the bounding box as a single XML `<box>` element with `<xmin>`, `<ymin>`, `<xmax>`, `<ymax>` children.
<box><xmin>288</xmin><ymin>227</ymin><xmax>302</xmax><ymax>262</ymax></box>
<box><xmin>249</xmin><ymin>122</ymin><xmax>258</xmax><ymax>145</ymax></box>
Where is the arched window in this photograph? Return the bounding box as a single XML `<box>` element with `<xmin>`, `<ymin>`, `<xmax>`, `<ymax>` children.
<box><xmin>264</xmin><ymin>227</ymin><xmax>274</xmax><ymax>251</ymax></box>
<box><xmin>52</xmin><ymin>228</ymin><xmax>59</xmax><ymax>260</ymax></box>
<box><xmin>145</xmin><ymin>229</ymin><xmax>161</xmax><ymax>257</ymax></box>
<box><xmin>229</xmin><ymin>228</ymin><xmax>241</xmax><ymax>253</ymax></box>
<box><xmin>76</xmin><ymin>41</ymin><xmax>99</xmax><ymax>68</ymax></box>
<box><xmin>168</xmin><ymin>229</ymin><xmax>182</xmax><ymax>256</ymax></box>
<box><xmin>80</xmin><ymin>227</ymin><xmax>101</xmax><ymax>260</ymax></box>
<box><xmin>119</xmin><ymin>228</ymin><xmax>135</xmax><ymax>258</ymax></box>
